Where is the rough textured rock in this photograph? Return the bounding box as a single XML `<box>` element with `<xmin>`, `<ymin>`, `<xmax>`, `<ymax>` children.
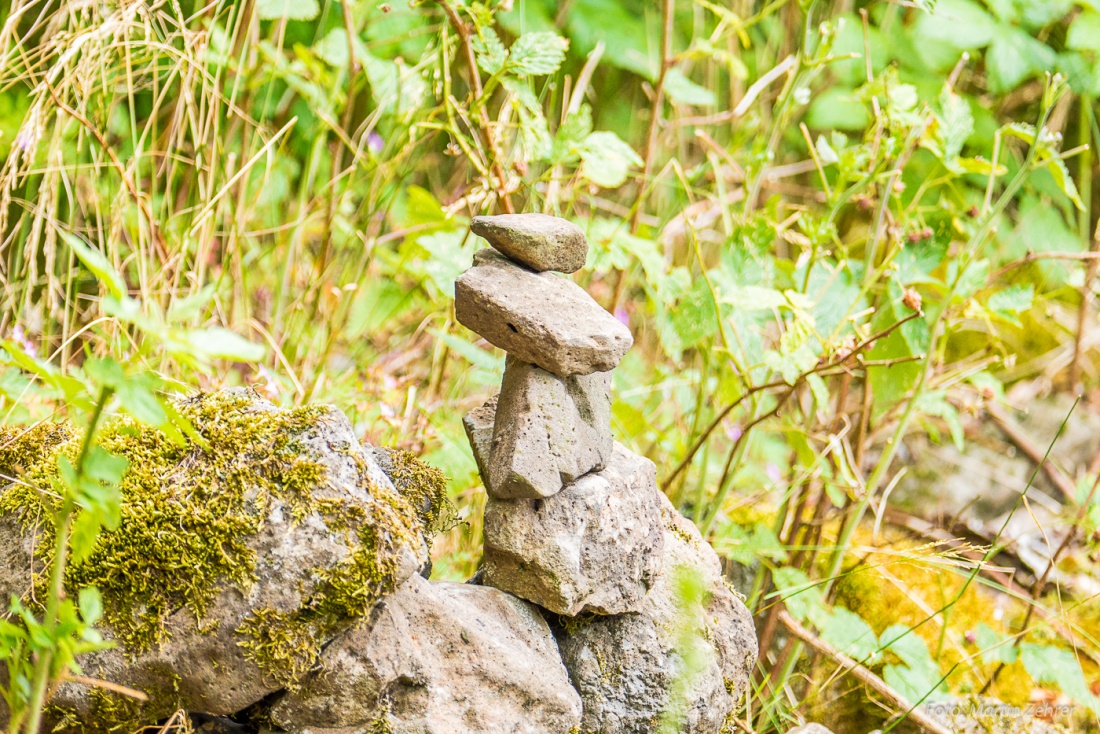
<box><xmin>483</xmin><ymin>443</ymin><xmax>663</xmax><ymax>615</ymax></box>
<box><xmin>0</xmin><ymin>390</ymin><xmax>428</xmax><ymax>729</ymax></box>
<box><xmin>471</xmin><ymin>213</ymin><xmax>588</xmax><ymax>273</ymax></box>
<box><xmin>462</xmin><ymin>395</ymin><xmax>497</xmax><ymax>488</ymax></box>
<box><xmin>557</xmin><ymin>493</ymin><xmax>758</xmax><ymax>734</ymax></box>
<box><xmin>455</xmin><ymin>249</ymin><xmax>633</xmax><ymax>376</ymax></box>
<box><xmin>271</xmin><ymin>574</ymin><xmax>583</xmax><ymax>734</ymax></box>
<box><xmin>488</xmin><ymin>357</ymin><xmax>612</xmax><ymax>499</ymax></box>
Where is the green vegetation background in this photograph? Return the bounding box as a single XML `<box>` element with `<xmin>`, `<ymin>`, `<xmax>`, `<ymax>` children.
<box><xmin>3</xmin><ymin>0</ymin><xmax>1100</xmax><ymax>731</ymax></box>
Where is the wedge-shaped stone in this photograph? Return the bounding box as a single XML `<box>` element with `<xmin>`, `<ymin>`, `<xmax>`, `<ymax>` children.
<box><xmin>471</xmin><ymin>213</ymin><xmax>588</xmax><ymax>273</ymax></box>
<box><xmin>271</xmin><ymin>575</ymin><xmax>583</xmax><ymax>733</ymax></box>
<box><xmin>483</xmin><ymin>443</ymin><xmax>663</xmax><ymax>615</ymax></box>
<box><xmin>455</xmin><ymin>250</ymin><xmax>633</xmax><ymax>376</ymax></box>
<box><xmin>556</xmin><ymin>492</ymin><xmax>758</xmax><ymax>734</ymax></box>
<box><xmin>462</xmin><ymin>394</ymin><xmax>497</xmax><ymax>488</ymax></box>
<box><xmin>488</xmin><ymin>357</ymin><xmax>612</xmax><ymax>499</ymax></box>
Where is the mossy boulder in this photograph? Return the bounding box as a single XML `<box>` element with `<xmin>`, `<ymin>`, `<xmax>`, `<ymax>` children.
<box><xmin>0</xmin><ymin>390</ymin><xmax>435</xmax><ymax>731</ymax></box>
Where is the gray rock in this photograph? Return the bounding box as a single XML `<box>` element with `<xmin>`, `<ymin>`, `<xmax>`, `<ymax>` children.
<box><xmin>454</xmin><ymin>250</ymin><xmax>633</xmax><ymax>376</ymax></box>
<box><xmin>462</xmin><ymin>395</ymin><xmax>497</xmax><ymax>488</ymax></box>
<box><xmin>787</xmin><ymin>725</ymin><xmax>836</xmax><ymax>734</ymax></box>
<box><xmin>557</xmin><ymin>492</ymin><xmax>758</xmax><ymax>734</ymax></box>
<box><xmin>488</xmin><ymin>358</ymin><xmax>612</xmax><ymax>499</ymax></box>
<box><xmin>0</xmin><ymin>390</ymin><xmax>428</xmax><ymax>727</ymax></box>
<box><xmin>471</xmin><ymin>213</ymin><xmax>588</xmax><ymax>273</ymax></box>
<box><xmin>271</xmin><ymin>574</ymin><xmax>583</xmax><ymax>734</ymax></box>
<box><xmin>483</xmin><ymin>443</ymin><xmax>663</xmax><ymax>615</ymax></box>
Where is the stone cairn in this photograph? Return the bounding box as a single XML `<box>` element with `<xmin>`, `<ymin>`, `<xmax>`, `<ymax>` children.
<box><xmin>457</xmin><ymin>213</ymin><xmax>758</xmax><ymax>734</ymax></box>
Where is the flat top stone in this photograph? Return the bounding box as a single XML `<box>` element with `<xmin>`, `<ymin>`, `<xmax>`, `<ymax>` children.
<box><xmin>472</xmin><ymin>213</ymin><xmax>588</xmax><ymax>273</ymax></box>
<box><xmin>455</xmin><ymin>251</ymin><xmax>633</xmax><ymax>376</ymax></box>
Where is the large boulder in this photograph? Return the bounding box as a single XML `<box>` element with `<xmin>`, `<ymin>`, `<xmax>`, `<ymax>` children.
<box><xmin>455</xmin><ymin>249</ymin><xmax>633</xmax><ymax>376</ymax></box>
<box><xmin>483</xmin><ymin>443</ymin><xmax>664</xmax><ymax>616</ymax></box>
<box><xmin>0</xmin><ymin>390</ymin><xmax>430</xmax><ymax>731</ymax></box>
<box><xmin>270</xmin><ymin>574</ymin><xmax>583</xmax><ymax>734</ymax></box>
<box><xmin>556</xmin><ymin>494</ymin><xmax>758</xmax><ymax>734</ymax></box>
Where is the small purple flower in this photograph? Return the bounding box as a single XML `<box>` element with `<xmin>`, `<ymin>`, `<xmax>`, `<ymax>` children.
<box><xmin>12</xmin><ymin>325</ymin><xmax>35</xmax><ymax>356</ymax></box>
<box><xmin>724</xmin><ymin>420</ymin><xmax>742</xmax><ymax>442</ymax></box>
<box><xmin>367</xmin><ymin>131</ymin><xmax>384</xmax><ymax>155</ymax></box>
<box><xmin>766</xmin><ymin>462</ymin><xmax>782</xmax><ymax>483</ymax></box>
<box><xmin>613</xmin><ymin>306</ymin><xmax>629</xmax><ymax>327</ymax></box>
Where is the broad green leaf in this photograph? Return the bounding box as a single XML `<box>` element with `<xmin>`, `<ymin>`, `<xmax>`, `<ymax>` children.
<box><xmin>987</xmin><ymin>284</ymin><xmax>1034</xmax><ymax>321</ymax></box>
<box><xmin>62</xmin><ymin>233</ymin><xmax>126</xmax><ymax>299</ymax></box>
<box><xmin>806</xmin><ymin>88</ymin><xmax>869</xmax><ymax>131</ymax></box>
<box><xmin>821</xmin><ymin>608</ymin><xmax>879</xmax><ymax>663</ymax></box>
<box><xmin>78</xmin><ymin>588</ymin><xmax>103</xmax><ymax>626</ymax></box>
<box><xmin>578</xmin><ymin>131</ymin><xmax>643</xmax><ymax>188</ymax></box>
<box><xmin>472</xmin><ymin>27</ymin><xmax>508</xmax><ymax>75</ymax></box>
<box><xmin>1021</xmin><ymin>643</ymin><xmax>1098</xmax><ymax>707</ymax></box>
<box><xmin>974</xmin><ymin>623</ymin><xmax>1019</xmax><ymax>664</ymax></box>
<box><xmin>255</xmin><ymin>0</ymin><xmax>319</xmax><ymax>21</ymax></box>
<box><xmin>913</xmin><ymin>0</ymin><xmax>998</xmax><ymax>52</ymax></box>
<box><xmin>917</xmin><ymin>391</ymin><xmax>965</xmax><ymax>450</ymax></box>
<box><xmin>664</xmin><ymin>69</ymin><xmax>717</xmax><ymax>106</ymax></box>
<box><xmin>429</xmin><ymin>329</ymin><xmax>504</xmax><ymax>372</ymax></box>
<box><xmin>771</xmin><ymin>567</ymin><xmax>827</xmax><ymax>628</ymax></box>
<box><xmin>188</xmin><ymin>328</ymin><xmax>266</xmax><ymax>362</ymax></box>
<box><xmin>1069</xmin><ymin>11</ymin><xmax>1100</xmax><ymax>52</ymax></box>
<box><xmin>510</xmin><ymin>32</ymin><xmax>569</xmax><ymax>76</ymax></box>
<box><xmin>986</xmin><ymin>29</ymin><xmax>1057</xmax><ymax>93</ymax></box>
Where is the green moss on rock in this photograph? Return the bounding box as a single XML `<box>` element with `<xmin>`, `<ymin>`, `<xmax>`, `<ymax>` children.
<box><xmin>370</xmin><ymin>447</ymin><xmax>455</xmax><ymax>546</ymax></box>
<box><xmin>0</xmin><ymin>390</ymin><xmax>431</xmax><ymax>707</ymax></box>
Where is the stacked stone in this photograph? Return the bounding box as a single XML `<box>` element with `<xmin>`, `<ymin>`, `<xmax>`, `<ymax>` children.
<box><xmin>457</xmin><ymin>214</ymin><xmax>758</xmax><ymax>734</ymax></box>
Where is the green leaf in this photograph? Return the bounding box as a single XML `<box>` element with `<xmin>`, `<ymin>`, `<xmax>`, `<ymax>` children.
<box><xmin>472</xmin><ymin>27</ymin><xmax>508</xmax><ymax>75</ymax></box>
<box><xmin>1069</xmin><ymin>12</ymin><xmax>1100</xmax><ymax>53</ymax></box>
<box><xmin>806</xmin><ymin>88</ymin><xmax>870</xmax><ymax>131</ymax></box>
<box><xmin>1021</xmin><ymin>643</ymin><xmax>1098</xmax><ymax>707</ymax></box>
<box><xmin>1045</xmin><ymin>157</ymin><xmax>1085</xmax><ymax>211</ymax></box>
<box><xmin>914</xmin><ymin>0</ymin><xmax>998</xmax><ymax>52</ymax></box>
<box><xmin>255</xmin><ymin>0</ymin><xmax>319</xmax><ymax>21</ymax></box>
<box><xmin>771</xmin><ymin>568</ymin><xmax>827</xmax><ymax>628</ymax></box>
<box><xmin>664</xmin><ymin>68</ymin><xmax>716</xmax><ymax>106</ymax></box>
<box><xmin>937</xmin><ymin>87</ymin><xmax>974</xmax><ymax>162</ymax></box>
<box><xmin>917</xmin><ymin>391</ymin><xmax>965</xmax><ymax>450</ymax></box>
<box><xmin>62</xmin><ymin>233</ymin><xmax>126</xmax><ymax>299</ymax></box>
<box><xmin>974</xmin><ymin>623</ymin><xmax>1018</xmax><ymax>664</ymax></box>
<box><xmin>821</xmin><ymin>608</ymin><xmax>879</xmax><ymax>663</ymax></box>
<box><xmin>578</xmin><ymin>131</ymin><xmax>643</xmax><ymax>188</ymax></box>
<box><xmin>429</xmin><ymin>328</ymin><xmax>504</xmax><ymax>372</ymax></box>
<box><xmin>881</xmin><ymin>624</ymin><xmax>949</xmax><ymax>703</ymax></box>
<box><xmin>78</xmin><ymin>587</ymin><xmax>103</xmax><ymax>626</ymax></box>
<box><xmin>987</xmin><ymin>284</ymin><xmax>1034</xmax><ymax>322</ymax></box>
<box><xmin>986</xmin><ymin>29</ymin><xmax>1057</xmax><ymax>93</ymax></box>
<box><xmin>510</xmin><ymin>32</ymin><xmax>569</xmax><ymax>76</ymax></box>
<box><xmin>188</xmin><ymin>328</ymin><xmax>266</xmax><ymax>362</ymax></box>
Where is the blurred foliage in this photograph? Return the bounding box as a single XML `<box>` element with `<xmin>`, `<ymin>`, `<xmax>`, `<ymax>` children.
<box><xmin>3</xmin><ymin>0</ymin><xmax>1100</xmax><ymax>731</ymax></box>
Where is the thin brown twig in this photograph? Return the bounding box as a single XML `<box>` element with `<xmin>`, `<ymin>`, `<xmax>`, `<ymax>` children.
<box><xmin>434</xmin><ymin>0</ymin><xmax>514</xmax><ymax>213</ymax></box>
<box><xmin>662</xmin><ymin>311</ymin><xmax>922</xmax><ymax>490</ymax></box>
<box><xmin>631</xmin><ymin>0</ymin><xmax>675</xmax><ymax>232</ymax></box>
<box><xmin>985</xmin><ymin>401</ymin><xmax>1077</xmax><ymax>503</ymax></box>
<box><xmin>778</xmin><ymin>610</ymin><xmax>953</xmax><ymax>734</ymax></box>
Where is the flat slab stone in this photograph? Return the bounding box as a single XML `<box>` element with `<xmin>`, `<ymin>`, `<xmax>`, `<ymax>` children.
<box><xmin>488</xmin><ymin>357</ymin><xmax>612</xmax><ymax>499</ymax></box>
<box><xmin>271</xmin><ymin>575</ymin><xmax>583</xmax><ymax>734</ymax></box>
<box><xmin>455</xmin><ymin>250</ymin><xmax>633</xmax><ymax>377</ymax></box>
<box><xmin>471</xmin><ymin>213</ymin><xmax>588</xmax><ymax>273</ymax></box>
<box><xmin>557</xmin><ymin>492</ymin><xmax>758</xmax><ymax>734</ymax></box>
<box><xmin>483</xmin><ymin>443</ymin><xmax>663</xmax><ymax>616</ymax></box>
